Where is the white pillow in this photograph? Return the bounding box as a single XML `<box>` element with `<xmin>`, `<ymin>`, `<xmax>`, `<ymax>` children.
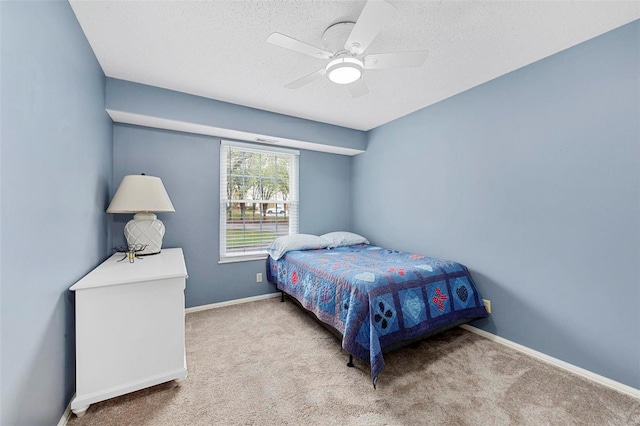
<box><xmin>267</xmin><ymin>234</ymin><xmax>331</xmax><ymax>260</ymax></box>
<box><xmin>320</xmin><ymin>231</ymin><xmax>370</xmax><ymax>247</ymax></box>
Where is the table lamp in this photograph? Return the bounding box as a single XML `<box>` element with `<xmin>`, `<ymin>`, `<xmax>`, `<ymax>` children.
<box><xmin>107</xmin><ymin>174</ymin><xmax>175</xmax><ymax>256</ymax></box>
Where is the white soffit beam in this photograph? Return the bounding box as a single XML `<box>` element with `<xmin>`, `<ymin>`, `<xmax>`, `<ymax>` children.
<box><xmin>106</xmin><ymin>109</ymin><xmax>365</xmax><ymax>156</ymax></box>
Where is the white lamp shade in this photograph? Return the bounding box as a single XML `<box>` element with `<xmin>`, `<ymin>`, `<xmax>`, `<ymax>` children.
<box><xmin>107</xmin><ymin>175</ymin><xmax>175</xmax><ymax>214</ymax></box>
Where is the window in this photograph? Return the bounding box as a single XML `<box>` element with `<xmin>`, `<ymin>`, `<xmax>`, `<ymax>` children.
<box><xmin>220</xmin><ymin>140</ymin><xmax>299</xmax><ymax>262</ymax></box>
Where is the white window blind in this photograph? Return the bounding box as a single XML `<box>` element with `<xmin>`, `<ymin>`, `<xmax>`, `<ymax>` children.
<box><xmin>220</xmin><ymin>141</ymin><xmax>299</xmax><ymax>262</ymax></box>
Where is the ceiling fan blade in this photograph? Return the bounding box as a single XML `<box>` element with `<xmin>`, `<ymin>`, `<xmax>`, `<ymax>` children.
<box><xmin>344</xmin><ymin>0</ymin><xmax>396</xmax><ymax>55</ymax></box>
<box><xmin>266</xmin><ymin>33</ymin><xmax>332</xmax><ymax>59</ymax></box>
<box><xmin>347</xmin><ymin>78</ymin><xmax>369</xmax><ymax>98</ymax></box>
<box><xmin>284</xmin><ymin>68</ymin><xmax>326</xmax><ymax>89</ymax></box>
<box><xmin>363</xmin><ymin>50</ymin><xmax>429</xmax><ymax>69</ymax></box>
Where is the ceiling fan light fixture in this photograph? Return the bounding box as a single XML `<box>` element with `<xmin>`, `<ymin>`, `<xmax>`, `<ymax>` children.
<box><xmin>326</xmin><ymin>57</ymin><xmax>363</xmax><ymax>85</ymax></box>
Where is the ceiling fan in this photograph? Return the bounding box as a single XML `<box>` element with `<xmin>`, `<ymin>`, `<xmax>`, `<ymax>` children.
<box><xmin>266</xmin><ymin>0</ymin><xmax>428</xmax><ymax>98</ymax></box>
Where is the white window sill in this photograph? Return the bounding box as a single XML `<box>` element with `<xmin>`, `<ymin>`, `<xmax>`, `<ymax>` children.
<box><xmin>219</xmin><ymin>254</ymin><xmax>268</xmax><ymax>264</ymax></box>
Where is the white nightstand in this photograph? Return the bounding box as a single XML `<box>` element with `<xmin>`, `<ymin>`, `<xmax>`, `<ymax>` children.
<box><xmin>70</xmin><ymin>248</ymin><xmax>188</xmax><ymax>417</ymax></box>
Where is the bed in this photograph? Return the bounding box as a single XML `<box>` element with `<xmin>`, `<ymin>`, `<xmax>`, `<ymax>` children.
<box><xmin>265</xmin><ymin>233</ymin><xmax>489</xmax><ymax>386</ymax></box>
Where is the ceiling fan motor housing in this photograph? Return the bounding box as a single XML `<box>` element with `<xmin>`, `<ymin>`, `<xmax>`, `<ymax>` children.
<box><xmin>322</xmin><ymin>22</ymin><xmax>356</xmax><ymax>54</ymax></box>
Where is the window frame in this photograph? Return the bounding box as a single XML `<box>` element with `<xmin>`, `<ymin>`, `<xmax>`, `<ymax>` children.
<box><xmin>219</xmin><ymin>140</ymin><xmax>299</xmax><ymax>263</ymax></box>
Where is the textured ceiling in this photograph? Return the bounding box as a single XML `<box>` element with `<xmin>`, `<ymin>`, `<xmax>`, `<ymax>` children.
<box><xmin>69</xmin><ymin>1</ymin><xmax>640</xmax><ymax>131</ymax></box>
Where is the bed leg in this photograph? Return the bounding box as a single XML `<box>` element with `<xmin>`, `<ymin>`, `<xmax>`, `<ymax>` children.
<box><xmin>347</xmin><ymin>354</ymin><xmax>354</xmax><ymax>368</ymax></box>
<box><xmin>280</xmin><ymin>291</ymin><xmax>285</xmax><ymax>302</ymax></box>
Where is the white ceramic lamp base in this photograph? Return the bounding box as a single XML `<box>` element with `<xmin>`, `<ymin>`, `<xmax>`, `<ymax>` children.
<box><xmin>124</xmin><ymin>213</ymin><xmax>166</xmax><ymax>255</ymax></box>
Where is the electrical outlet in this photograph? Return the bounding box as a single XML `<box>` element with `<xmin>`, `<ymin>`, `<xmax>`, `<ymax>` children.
<box><xmin>256</xmin><ymin>273</ymin><xmax>263</xmax><ymax>283</ymax></box>
<box><xmin>482</xmin><ymin>299</ymin><xmax>491</xmax><ymax>314</ymax></box>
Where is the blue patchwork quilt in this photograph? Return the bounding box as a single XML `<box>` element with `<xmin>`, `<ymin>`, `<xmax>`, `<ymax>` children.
<box><xmin>267</xmin><ymin>244</ymin><xmax>488</xmax><ymax>386</ymax></box>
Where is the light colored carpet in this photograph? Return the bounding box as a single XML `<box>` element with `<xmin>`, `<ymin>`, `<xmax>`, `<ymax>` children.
<box><xmin>68</xmin><ymin>298</ymin><xmax>639</xmax><ymax>425</ymax></box>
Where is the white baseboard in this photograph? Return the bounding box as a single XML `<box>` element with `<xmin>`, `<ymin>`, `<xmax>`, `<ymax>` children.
<box><xmin>460</xmin><ymin>324</ymin><xmax>640</xmax><ymax>400</ymax></box>
<box><xmin>57</xmin><ymin>394</ymin><xmax>74</xmax><ymax>426</ymax></box>
<box><xmin>185</xmin><ymin>292</ymin><xmax>280</xmax><ymax>314</ymax></box>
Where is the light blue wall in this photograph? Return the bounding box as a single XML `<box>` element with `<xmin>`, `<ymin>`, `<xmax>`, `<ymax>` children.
<box><xmin>112</xmin><ymin>124</ymin><xmax>352</xmax><ymax>307</ymax></box>
<box><xmin>0</xmin><ymin>1</ymin><xmax>112</xmax><ymax>425</ymax></box>
<box><xmin>352</xmin><ymin>21</ymin><xmax>640</xmax><ymax>389</ymax></box>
